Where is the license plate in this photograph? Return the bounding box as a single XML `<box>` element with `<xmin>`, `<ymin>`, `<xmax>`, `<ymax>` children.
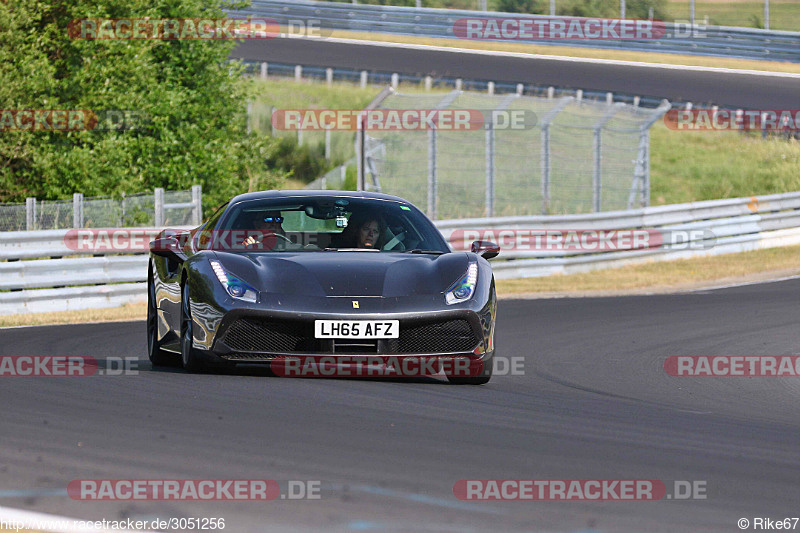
<box><xmin>315</xmin><ymin>320</ymin><xmax>399</xmax><ymax>339</ymax></box>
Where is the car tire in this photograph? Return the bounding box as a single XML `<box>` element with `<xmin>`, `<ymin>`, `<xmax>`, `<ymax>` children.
<box><xmin>147</xmin><ymin>269</ymin><xmax>180</xmax><ymax>367</ymax></box>
<box><xmin>446</xmin><ymin>356</ymin><xmax>493</xmax><ymax>385</ymax></box>
<box><xmin>180</xmin><ymin>280</ymin><xmax>209</xmax><ymax>373</ymax></box>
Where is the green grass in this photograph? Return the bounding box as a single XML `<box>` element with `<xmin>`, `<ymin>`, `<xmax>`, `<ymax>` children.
<box><xmin>667</xmin><ymin>1</ymin><xmax>800</xmax><ymax>31</ymax></box>
<box><xmin>650</xmin><ymin>123</ymin><xmax>800</xmax><ymax>205</ymax></box>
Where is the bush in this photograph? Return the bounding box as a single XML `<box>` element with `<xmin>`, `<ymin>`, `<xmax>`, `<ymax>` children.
<box><xmin>0</xmin><ymin>0</ymin><xmax>285</xmax><ymax>211</ymax></box>
<box><xmin>496</xmin><ymin>0</ymin><xmax>544</xmax><ymax>14</ymax></box>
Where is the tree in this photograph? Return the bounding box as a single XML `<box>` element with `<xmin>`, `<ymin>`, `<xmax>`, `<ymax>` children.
<box><xmin>0</xmin><ymin>0</ymin><xmax>284</xmax><ymax>210</ymax></box>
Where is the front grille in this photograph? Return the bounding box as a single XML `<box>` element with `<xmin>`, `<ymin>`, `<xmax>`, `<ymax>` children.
<box><xmin>394</xmin><ymin>319</ymin><xmax>479</xmax><ymax>354</ymax></box>
<box><xmin>221</xmin><ymin>353</ymin><xmax>283</xmax><ymax>361</ymax></box>
<box><xmin>221</xmin><ymin>317</ymin><xmax>480</xmax><ymax>355</ymax></box>
<box><xmin>222</xmin><ymin>318</ymin><xmax>318</xmax><ymax>353</ymax></box>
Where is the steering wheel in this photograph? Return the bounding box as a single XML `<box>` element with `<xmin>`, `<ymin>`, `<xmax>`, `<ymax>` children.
<box><xmin>243</xmin><ymin>232</ymin><xmax>294</xmax><ymax>249</ymax></box>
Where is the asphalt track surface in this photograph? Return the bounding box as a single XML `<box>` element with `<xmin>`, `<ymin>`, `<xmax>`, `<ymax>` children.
<box><xmin>230</xmin><ymin>37</ymin><xmax>800</xmax><ymax>109</ymax></box>
<box><xmin>1</xmin><ymin>278</ymin><xmax>800</xmax><ymax>532</ymax></box>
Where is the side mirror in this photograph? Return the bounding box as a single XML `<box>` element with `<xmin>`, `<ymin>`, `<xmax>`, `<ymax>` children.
<box><xmin>150</xmin><ymin>236</ymin><xmax>186</xmax><ymax>262</ymax></box>
<box><xmin>471</xmin><ymin>240</ymin><xmax>500</xmax><ymax>260</ymax></box>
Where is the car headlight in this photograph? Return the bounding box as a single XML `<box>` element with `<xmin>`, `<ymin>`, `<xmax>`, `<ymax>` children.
<box><xmin>210</xmin><ymin>260</ymin><xmax>258</xmax><ymax>303</ymax></box>
<box><xmin>446</xmin><ymin>262</ymin><xmax>478</xmax><ymax>305</ymax></box>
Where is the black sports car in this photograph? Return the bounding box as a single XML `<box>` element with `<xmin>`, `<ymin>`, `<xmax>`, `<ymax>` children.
<box><xmin>147</xmin><ymin>190</ymin><xmax>499</xmax><ymax>384</ymax></box>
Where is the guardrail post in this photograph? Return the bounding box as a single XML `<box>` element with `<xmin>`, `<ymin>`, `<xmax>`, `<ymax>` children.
<box><xmin>260</xmin><ymin>62</ymin><xmax>268</xmax><ymax>79</ymax></box>
<box><xmin>294</xmin><ymin>65</ymin><xmax>302</xmax><ymax>82</ymax></box>
<box><xmin>25</xmin><ymin>197</ymin><xmax>36</xmax><ymax>231</ymax></box>
<box><xmin>192</xmin><ymin>185</ymin><xmax>202</xmax><ymax>225</ymax></box>
<box><xmin>154</xmin><ymin>188</ymin><xmax>164</xmax><ymax>227</ymax></box>
<box><xmin>326</xmin><ymin>67</ymin><xmax>333</xmax><ymax>86</ymax></box>
<box><xmin>487</xmin><ymin>82</ymin><xmax>495</xmax><ymax>95</ymax></box>
<box><xmin>73</xmin><ymin>193</ymin><xmax>84</xmax><ymax>228</ymax></box>
<box><xmin>455</xmin><ymin>78</ymin><xmax>462</xmax><ymax>91</ymax></box>
<box><xmin>424</xmin><ymin>76</ymin><xmax>432</xmax><ymax>91</ymax></box>
<box><xmin>360</xmin><ymin>70</ymin><xmax>368</xmax><ymax>88</ymax></box>
<box><xmin>391</xmin><ymin>73</ymin><xmax>399</xmax><ymax>89</ymax></box>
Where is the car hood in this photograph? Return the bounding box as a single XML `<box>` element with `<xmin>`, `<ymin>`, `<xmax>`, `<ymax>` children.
<box><xmin>212</xmin><ymin>251</ymin><xmax>471</xmax><ymax>298</ymax></box>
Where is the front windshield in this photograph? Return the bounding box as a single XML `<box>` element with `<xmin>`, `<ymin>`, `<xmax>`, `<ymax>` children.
<box><xmin>210</xmin><ymin>196</ymin><xmax>450</xmax><ymax>253</ymax></box>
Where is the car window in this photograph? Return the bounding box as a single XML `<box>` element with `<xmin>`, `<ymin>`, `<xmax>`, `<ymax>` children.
<box><xmin>213</xmin><ymin>196</ymin><xmax>449</xmax><ymax>253</ymax></box>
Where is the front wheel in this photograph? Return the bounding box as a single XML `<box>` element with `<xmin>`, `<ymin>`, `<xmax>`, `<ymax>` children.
<box><xmin>446</xmin><ymin>356</ymin><xmax>493</xmax><ymax>385</ymax></box>
<box><xmin>180</xmin><ymin>281</ymin><xmax>208</xmax><ymax>373</ymax></box>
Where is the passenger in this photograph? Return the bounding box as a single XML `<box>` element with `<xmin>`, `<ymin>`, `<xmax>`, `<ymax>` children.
<box><xmin>338</xmin><ymin>212</ymin><xmax>385</xmax><ymax>249</ymax></box>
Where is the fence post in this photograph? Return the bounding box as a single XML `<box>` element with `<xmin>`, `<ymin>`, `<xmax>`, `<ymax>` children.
<box><xmin>485</xmin><ymin>94</ymin><xmax>517</xmax><ymax>217</ymax></box>
<box><xmin>592</xmin><ymin>127</ymin><xmax>602</xmax><ymax>212</ymax></box>
<box><xmin>192</xmin><ymin>185</ymin><xmax>203</xmax><ymax>225</ymax></box>
<box><xmin>246</xmin><ymin>101</ymin><xmax>252</xmax><ymax>134</ymax></box>
<box><xmin>154</xmin><ymin>188</ymin><xmax>164</xmax><ymax>227</ymax></box>
<box><xmin>25</xmin><ymin>197</ymin><xmax>36</xmax><ymax>231</ymax></box>
<box><xmin>538</xmin><ymin>97</ymin><xmax>573</xmax><ymax>215</ymax></box>
<box><xmin>325</xmin><ymin>129</ymin><xmax>332</xmax><ymax>161</ymax></box>
<box><xmin>73</xmin><ymin>193</ymin><xmax>84</xmax><ymax>228</ymax></box>
<box><xmin>121</xmin><ymin>192</ymin><xmax>126</xmax><ymax>226</ymax></box>
<box><xmin>485</xmin><ymin>122</ymin><xmax>495</xmax><ymax>217</ymax></box>
<box><xmin>427</xmin><ymin>128</ymin><xmax>437</xmax><ymax>220</ymax></box>
<box><xmin>592</xmin><ymin>104</ymin><xmax>624</xmax><ymax>212</ymax></box>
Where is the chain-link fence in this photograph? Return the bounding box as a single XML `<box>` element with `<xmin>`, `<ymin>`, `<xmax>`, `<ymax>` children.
<box><xmin>0</xmin><ymin>187</ymin><xmax>202</xmax><ymax>231</ymax></box>
<box><xmin>355</xmin><ymin>90</ymin><xmax>670</xmax><ymax>219</ymax></box>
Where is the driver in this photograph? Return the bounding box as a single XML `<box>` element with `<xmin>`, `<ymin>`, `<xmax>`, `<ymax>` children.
<box><xmin>241</xmin><ymin>210</ymin><xmax>286</xmax><ymax>248</ymax></box>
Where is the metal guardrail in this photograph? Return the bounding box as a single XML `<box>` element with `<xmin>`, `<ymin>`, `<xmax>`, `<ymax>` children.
<box><xmin>232</xmin><ymin>0</ymin><xmax>800</xmax><ymax>62</ymax></box>
<box><xmin>2</xmin><ymin>191</ymin><xmax>800</xmax><ymax>314</ymax></box>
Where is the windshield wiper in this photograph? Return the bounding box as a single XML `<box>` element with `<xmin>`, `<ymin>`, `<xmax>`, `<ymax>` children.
<box><xmin>401</xmin><ymin>249</ymin><xmax>446</xmax><ymax>255</ymax></box>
